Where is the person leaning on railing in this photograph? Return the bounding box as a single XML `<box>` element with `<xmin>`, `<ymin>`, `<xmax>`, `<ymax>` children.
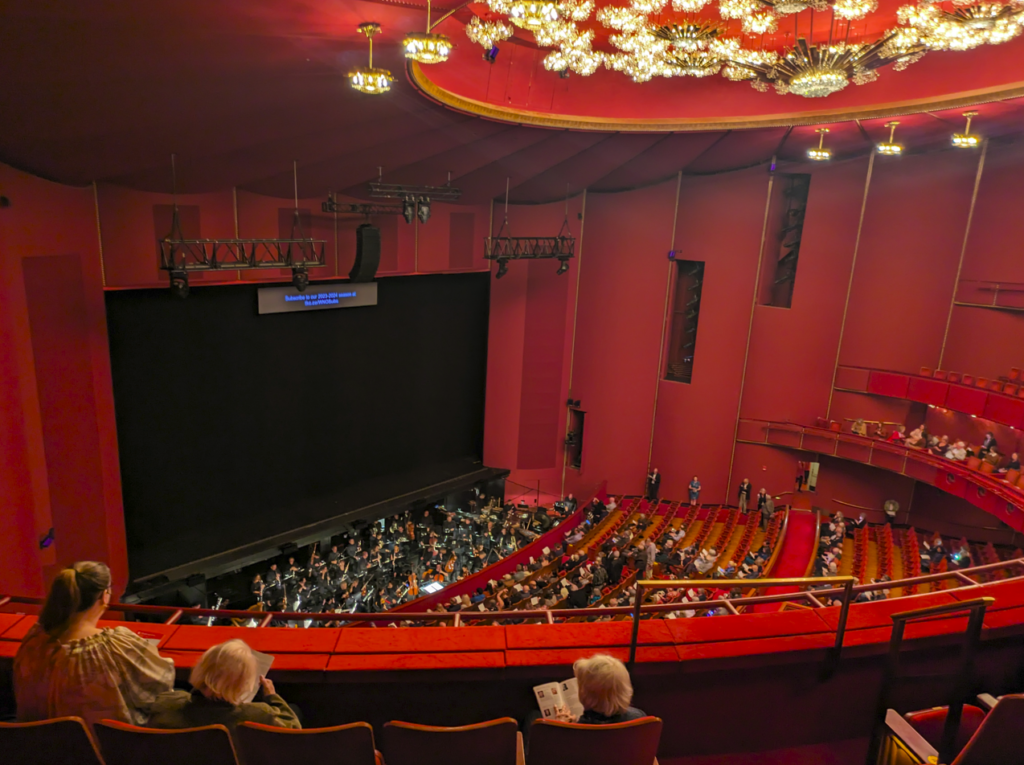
<box><xmin>14</xmin><ymin>561</ymin><xmax>175</xmax><ymax>728</ymax></box>
<box><xmin>147</xmin><ymin>639</ymin><xmax>300</xmax><ymax>731</ymax></box>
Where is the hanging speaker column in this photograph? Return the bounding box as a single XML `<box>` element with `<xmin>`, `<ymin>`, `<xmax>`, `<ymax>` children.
<box><xmin>350</xmin><ymin>224</ymin><xmax>381</xmax><ymax>282</ymax></box>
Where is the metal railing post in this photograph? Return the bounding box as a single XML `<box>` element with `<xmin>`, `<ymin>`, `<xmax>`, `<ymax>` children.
<box><xmin>628</xmin><ymin>581</ymin><xmax>646</xmax><ymax>666</ymax></box>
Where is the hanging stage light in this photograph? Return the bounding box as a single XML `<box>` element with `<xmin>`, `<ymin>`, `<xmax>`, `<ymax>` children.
<box><xmin>170</xmin><ymin>271</ymin><xmax>190</xmax><ymax>299</ymax></box>
<box><xmin>876</xmin><ymin>121</ymin><xmax>903</xmax><ymax>155</ymax></box>
<box><xmin>417</xmin><ymin>198</ymin><xmax>432</xmax><ymax>224</ymax></box>
<box><xmin>496</xmin><ymin>260</ymin><xmax>510</xmax><ymax>279</ymax></box>
<box><xmin>402</xmin><ymin>198</ymin><xmax>416</xmax><ymax>224</ymax></box>
<box><xmin>952</xmin><ymin>111</ymin><xmax>981</xmax><ymax>148</ymax></box>
<box><xmin>349</xmin><ymin>23</ymin><xmax>394</xmax><ymax>95</ymax></box>
<box><xmin>556</xmin><ymin>258</ymin><xmax>570</xmax><ymax>275</ymax></box>
<box><xmin>292</xmin><ymin>267</ymin><xmax>310</xmax><ymax>292</ymax></box>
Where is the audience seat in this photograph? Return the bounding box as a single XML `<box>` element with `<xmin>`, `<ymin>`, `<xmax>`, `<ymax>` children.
<box><xmin>528</xmin><ymin>718</ymin><xmax>662</xmax><ymax>765</ymax></box>
<box><xmin>0</xmin><ymin>717</ymin><xmax>105</xmax><ymax>765</ymax></box>
<box><xmin>1004</xmin><ymin>469</ymin><xmax>1020</xmax><ymax>485</ymax></box>
<box><xmin>382</xmin><ymin>718</ymin><xmax>524</xmax><ymax>765</ymax></box>
<box><xmin>966</xmin><ymin>456</ymin><xmax>982</xmax><ymax>470</ymax></box>
<box><xmin>904</xmin><ymin>704</ymin><xmax>987</xmax><ymax>755</ymax></box>
<box><xmin>94</xmin><ymin>720</ymin><xmax>239</xmax><ymax>765</ymax></box>
<box><xmin>988</xmin><ymin>380</ymin><xmax>1003</xmax><ymax>391</ymax></box>
<box><xmin>1003</xmin><ymin>382</ymin><xmax>1018</xmax><ymax>395</ymax></box>
<box><xmin>979</xmin><ymin>461</ymin><xmax>996</xmax><ymax>474</ymax></box>
<box><xmin>235</xmin><ymin>721</ymin><xmax>378</xmax><ymax>765</ymax></box>
<box><xmin>1011</xmin><ymin>368</ymin><xmax>1021</xmax><ymax>382</ymax></box>
<box><xmin>962</xmin><ymin>375</ymin><xmax>975</xmax><ymax>386</ymax></box>
<box><xmin>934</xmin><ymin>370</ymin><xmax>949</xmax><ymax>381</ymax></box>
<box><xmin>884</xmin><ymin>695</ymin><xmax>1024</xmax><ymax>765</ymax></box>
<box><xmin>920</xmin><ymin>367</ymin><xmax>933</xmax><ymax>377</ymax></box>
<box><xmin>947</xmin><ymin>371</ymin><xmax>960</xmax><ymax>383</ymax></box>
<box><xmin>976</xmin><ymin>377</ymin><xmax>989</xmax><ymax>388</ymax></box>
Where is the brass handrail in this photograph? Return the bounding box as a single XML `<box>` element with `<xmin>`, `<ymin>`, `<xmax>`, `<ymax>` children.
<box><xmin>628</xmin><ymin>576</ymin><xmax>857</xmax><ymax>666</ymax></box>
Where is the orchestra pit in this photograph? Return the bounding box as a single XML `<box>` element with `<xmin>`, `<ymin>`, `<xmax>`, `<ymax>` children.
<box><xmin>4</xmin><ymin>2</ymin><xmax>1024</xmax><ymax>763</ymax></box>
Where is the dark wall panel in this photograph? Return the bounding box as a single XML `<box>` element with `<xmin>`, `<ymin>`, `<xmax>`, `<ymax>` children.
<box><xmin>106</xmin><ymin>273</ymin><xmax>489</xmax><ymax>578</ymax></box>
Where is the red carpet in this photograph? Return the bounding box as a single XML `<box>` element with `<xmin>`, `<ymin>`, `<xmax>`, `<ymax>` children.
<box><xmin>750</xmin><ymin>508</ymin><xmax>819</xmax><ymax>613</ymax></box>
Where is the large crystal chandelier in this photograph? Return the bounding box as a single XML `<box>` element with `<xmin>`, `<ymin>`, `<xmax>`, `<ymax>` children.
<box><xmin>349</xmin><ymin>23</ymin><xmax>394</xmax><ymax>95</ymax></box>
<box><xmin>403</xmin><ymin>0</ymin><xmax>452</xmax><ymax>64</ymax></box>
<box><xmin>461</xmin><ymin>0</ymin><xmax>1022</xmax><ymax>96</ymax></box>
<box><xmin>897</xmin><ymin>1</ymin><xmax>1024</xmax><ymax>50</ymax></box>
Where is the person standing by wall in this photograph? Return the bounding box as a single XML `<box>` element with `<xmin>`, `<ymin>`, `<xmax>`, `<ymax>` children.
<box><xmin>645</xmin><ymin>468</ymin><xmax>661</xmax><ymax>502</ymax></box>
<box><xmin>688</xmin><ymin>476</ymin><xmax>701</xmax><ymax>508</ymax></box>
<box><xmin>737</xmin><ymin>479</ymin><xmax>752</xmax><ymax>513</ymax></box>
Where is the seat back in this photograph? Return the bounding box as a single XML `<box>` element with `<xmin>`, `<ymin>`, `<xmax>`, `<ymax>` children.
<box><xmin>947</xmin><ymin>371</ymin><xmax>960</xmax><ymax>383</ymax></box>
<box><xmin>920</xmin><ymin>367</ymin><xmax>933</xmax><ymax>377</ymax></box>
<box><xmin>953</xmin><ymin>695</ymin><xmax>1024</xmax><ymax>765</ymax></box>
<box><xmin>0</xmin><ymin>717</ymin><xmax>105</xmax><ymax>765</ymax></box>
<box><xmin>382</xmin><ymin>718</ymin><xmax>519</xmax><ymax>765</ymax></box>
<box><xmin>905</xmin><ymin>705</ymin><xmax>986</xmax><ymax>757</ymax></box>
<box><xmin>94</xmin><ymin>720</ymin><xmax>239</xmax><ymax>765</ymax></box>
<box><xmin>528</xmin><ymin>717</ymin><xmax>663</xmax><ymax>765</ymax></box>
<box><xmin>235</xmin><ymin>721</ymin><xmax>377</xmax><ymax>765</ymax></box>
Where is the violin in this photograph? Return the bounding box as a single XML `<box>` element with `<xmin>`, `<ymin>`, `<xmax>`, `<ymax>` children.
<box><xmin>406</xmin><ymin>520</ymin><xmax>416</xmax><ymax>540</ymax></box>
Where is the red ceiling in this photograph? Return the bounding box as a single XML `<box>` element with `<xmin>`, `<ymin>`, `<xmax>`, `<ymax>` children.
<box><xmin>1</xmin><ymin>0</ymin><xmax>1023</xmax><ymax>204</ymax></box>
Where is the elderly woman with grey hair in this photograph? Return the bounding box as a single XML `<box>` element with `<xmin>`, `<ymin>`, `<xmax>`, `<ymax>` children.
<box><xmin>556</xmin><ymin>654</ymin><xmax>647</xmax><ymax>725</ymax></box>
<box><xmin>147</xmin><ymin>639</ymin><xmax>300</xmax><ymax>730</ymax></box>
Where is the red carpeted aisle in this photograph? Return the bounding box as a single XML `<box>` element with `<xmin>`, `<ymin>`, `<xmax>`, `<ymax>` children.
<box><xmin>660</xmin><ymin>737</ymin><xmax>869</xmax><ymax>765</ymax></box>
<box><xmin>749</xmin><ymin>507</ymin><xmax>819</xmax><ymax>613</ymax></box>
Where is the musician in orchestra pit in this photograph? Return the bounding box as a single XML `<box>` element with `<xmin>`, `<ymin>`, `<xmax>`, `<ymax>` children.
<box><xmin>286</xmin><ymin>557</ymin><xmax>302</xmax><ymax>579</ymax></box>
<box><xmin>250</xmin><ymin>574</ymin><xmax>264</xmax><ymax>602</ymax></box>
<box><xmin>265</xmin><ymin>564</ymin><xmax>281</xmax><ymax>595</ymax></box>
<box><xmin>327</xmin><ymin>545</ymin><xmax>341</xmax><ymax>565</ymax></box>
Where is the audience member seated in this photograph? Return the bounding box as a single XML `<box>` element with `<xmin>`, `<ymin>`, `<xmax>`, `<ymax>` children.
<box><xmin>886</xmin><ymin>425</ymin><xmax>906</xmax><ymax>444</ymax></box>
<box><xmin>14</xmin><ymin>561</ymin><xmax>175</xmax><ymax>728</ymax></box>
<box><xmin>851</xmin><ymin>418</ymin><xmax>868</xmax><ymax>436</ymax></box>
<box><xmin>552</xmin><ymin>655</ymin><xmax>647</xmax><ymax>725</ymax></box>
<box><xmin>929</xmin><ymin>435</ymin><xmax>950</xmax><ymax>456</ymax></box>
<box><xmin>945</xmin><ymin>440</ymin><xmax>968</xmax><ymax>461</ymax></box>
<box><xmin>979</xmin><ymin>431</ymin><xmax>997</xmax><ymax>457</ymax></box>
<box><xmin>905</xmin><ymin>425</ymin><xmax>927</xmax><ymax>448</ymax></box>
<box><xmin>872</xmin><ymin>421</ymin><xmax>886</xmax><ymax>438</ymax></box>
<box><xmin>999</xmin><ymin>452</ymin><xmax>1020</xmax><ymax>474</ymax></box>
<box><xmin>148</xmin><ymin>639</ymin><xmax>300</xmax><ymax>731</ymax></box>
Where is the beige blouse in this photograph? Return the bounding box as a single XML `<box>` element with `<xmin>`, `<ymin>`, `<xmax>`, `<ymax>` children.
<box><xmin>14</xmin><ymin>624</ymin><xmax>175</xmax><ymax>727</ymax></box>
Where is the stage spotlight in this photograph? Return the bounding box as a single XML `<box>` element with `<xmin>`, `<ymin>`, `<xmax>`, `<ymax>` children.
<box><xmin>495</xmin><ymin>259</ymin><xmax>509</xmax><ymax>279</ymax></box>
<box><xmin>484</xmin><ymin>45</ymin><xmax>499</xmax><ymax>63</ymax></box>
<box><xmin>170</xmin><ymin>270</ymin><xmax>190</xmax><ymax>299</ymax></box>
<box><xmin>417</xmin><ymin>198</ymin><xmax>431</xmax><ymax>224</ymax></box>
<box><xmin>292</xmin><ymin>267</ymin><xmax>310</xmax><ymax>292</ymax></box>
<box><xmin>402</xmin><ymin>198</ymin><xmax>416</xmax><ymax>224</ymax></box>
<box><xmin>556</xmin><ymin>258</ymin><xmax>570</xmax><ymax>275</ymax></box>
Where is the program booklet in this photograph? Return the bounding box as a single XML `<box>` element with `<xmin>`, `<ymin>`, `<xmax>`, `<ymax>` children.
<box><xmin>533</xmin><ymin>678</ymin><xmax>585</xmax><ymax>720</ymax></box>
<box><xmin>243</xmin><ymin>650</ymin><xmax>275</xmax><ymax>703</ymax></box>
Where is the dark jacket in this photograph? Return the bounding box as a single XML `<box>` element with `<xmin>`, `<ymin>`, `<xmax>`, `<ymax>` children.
<box><xmin>147</xmin><ymin>689</ymin><xmax>300</xmax><ymax>731</ymax></box>
<box><xmin>579</xmin><ymin>707</ymin><xmax>647</xmax><ymax>725</ymax></box>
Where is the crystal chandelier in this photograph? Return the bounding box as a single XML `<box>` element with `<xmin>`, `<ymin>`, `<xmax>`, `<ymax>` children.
<box><xmin>733</xmin><ymin>35</ymin><xmax>925</xmax><ymax>97</ymax></box>
<box><xmin>508</xmin><ymin>0</ymin><xmax>560</xmax><ymax>30</ymax></box>
<box><xmin>897</xmin><ymin>1</ymin><xmax>1024</xmax><ymax>50</ymax></box>
<box><xmin>807</xmin><ymin>128</ymin><xmax>833</xmax><ymax>160</ymax></box>
<box><xmin>877</xmin><ymin>121</ymin><xmax>903</xmax><ymax>154</ymax></box>
<box><xmin>465</xmin><ymin>17</ymin><xmax>514</xmax><ymax>49</ymax></box>
<box><xmin>403</xmin><ymin>0</ymin><xmax>452</xmax><ymax>64</ymax></box>
<box><xmin>349</xmin><ymin>23</ymin><xmax>394</xmax><ymax>95</ymax></box>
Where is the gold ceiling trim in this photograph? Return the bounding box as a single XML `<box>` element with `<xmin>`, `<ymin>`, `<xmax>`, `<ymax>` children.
<box><xmin>410</xmin><ymin>61</ymin><xmax>1024</xmax><ymax>131</ymax></box>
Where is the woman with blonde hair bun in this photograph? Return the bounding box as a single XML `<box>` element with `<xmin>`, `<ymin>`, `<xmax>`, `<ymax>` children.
<box><xmin>14</xmin><ymin>561</ymin><xmax>174</xmax><ymax>727</ymax></box>
<box><xmin>148</xmin><ymin>639</ymin><xmax>299</xmax><ymax>729</ymax></box>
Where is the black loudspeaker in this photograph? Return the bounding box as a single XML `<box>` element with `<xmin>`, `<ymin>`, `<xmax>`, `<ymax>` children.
<box><xmin>350</xmin><ymin>224</ymin><xmax>381</xmax><ymax>282</ymax></box>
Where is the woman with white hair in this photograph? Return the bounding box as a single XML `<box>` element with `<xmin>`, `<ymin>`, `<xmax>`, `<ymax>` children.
<box><xmin>148</xmin><ymin>639</ymin><xmax>300</xmax><ymax>730</ymax></box>
<box><xmin>556</xmin><ymin>654</ymin><xmax>647</xmax><ymax>724</ymax></box>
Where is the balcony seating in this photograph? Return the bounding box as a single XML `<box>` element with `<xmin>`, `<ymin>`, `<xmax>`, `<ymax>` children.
<box><xmin>235</xmin><ymin>721</ymin><xmax>379</xmax><ymax>765</ymax></box>
<box><xmin>528</xmin><ymin>717</ymin><xmax>662</xmax><ymax>765</ymax></box>
<box><xmin>93</xmin><ymin>720</ymin><xmax>239</xmax><ymax>765</ymax></box>
<box><xmin>920</xmin><ymin>367</ymin><xmax>933</xmax><ymax>377</ymax></box>
<box><xmin>0</xmin><ymin>717</ymin><xmax>106</xmax><ymax>765</ymax></box>
<box><xmin>381</xmin><ymin>718</ymin><xmax>524</xmax><ymax>765</ymax></box>
<box><xmin>882</xmin><ymin>695</ymin><xmax>1024</xmax><ymax>765</ymax></box>
<box><xmin>935</xmin><ymin>370</ymin><xmax>949</xmax><ymax>381</ymax></box>
<box><xmin>962</xmin><ymin>374</ymin><xmax>975</xmax><ymax>386</ymax></box>
<box><xmin>904</xmin><ymin>704</ymin><xmax>987</xmax><ymax>755</ymax></box>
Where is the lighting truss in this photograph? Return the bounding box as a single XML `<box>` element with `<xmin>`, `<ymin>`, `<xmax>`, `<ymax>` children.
<box><xmin>483</xmin><ymin>235</ymin><xmax>576</xmax><ymax>261</ymax></box>
<box><xmin>368</xmin><ymin>182</ymin><xmax>462</xmax><ymax>202</ymax></box>
<box><xmin>321</xmin><ymin>199</ymin><xmax>406</xmax><ymax>215</ymax></box>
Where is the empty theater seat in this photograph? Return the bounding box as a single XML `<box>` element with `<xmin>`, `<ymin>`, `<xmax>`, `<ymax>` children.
<box><xmin>0</xmin><ymin>717</ymin><xmax>106</xmax><ymax>765</ymax></box>
<box><xmin>235</xmin><ymin>721</ymin><xmax>379</xmax><ymax>765</ymax></box>
<box><xmin>904</xmin><ymin>704</ymin><xmax>987</xmax><ymax>755</ymax></box>
<box><xmin>528</xmin><ymin>718</ymin><xmax>662</xmax><ymax>765</ymax></box>
<box><xmin>94</xmin><ymin>720</ymin><xmax>239</xmax><ymax>765</ymax></box>
<box><xmin>382</xmin><ymin>718</ymin><xmax>524</xmax><ymax>765</ymax></box>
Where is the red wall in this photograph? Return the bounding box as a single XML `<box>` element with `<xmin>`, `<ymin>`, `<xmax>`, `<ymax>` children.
<box><xmin>0</xmin><ymin>166</ymin><xmax>125</xmax><ymax>596</ymax></box>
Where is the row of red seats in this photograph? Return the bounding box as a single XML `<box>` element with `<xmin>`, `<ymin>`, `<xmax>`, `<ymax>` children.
<box><xmin>724</xmin><ymin>512</ymin><xmax>759</xmax><ymax>570</ymax></box>
<box><xmin>875</xmin><ymin>524</ymin><xmax>894</xmax><ymax>581</ymax></box>
<box><xmin>710</xmin><ymin>509</ymin><xmax>740</xmax><ymax>557</ymax></box>
<box><xmin>0</xmin><ymin>714</ymin><xmax>664</xmax><ymax>765</ymax></box>
<box><xmin>920</xmin><ymin>366</ymin><xmax>1024</xmax><ymax>397</ymax></box>
<box><xmin>584</xmin><ymin>499</ymin><xmax>642</xmax><ymax>556</ymax></box>
<box><xmin>901</xmin><ymin>528</ymin><xmax>923</xmax><ymax>596</ymax></box>
<box><xmin>690</xmin><ymin>507</ymin><xmax>720</xmax><ymax>552</ymax></box>
<box><xmin>852</xmin><ymin>526</ymin><xmax>868</xmax><ymax>585</ymax></box>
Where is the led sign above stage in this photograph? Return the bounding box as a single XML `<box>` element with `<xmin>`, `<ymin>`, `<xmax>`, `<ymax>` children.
<box><xmin>257</xmin><ymin>283</ymin><xmax>378</xmax><ymax>315</ymax></box>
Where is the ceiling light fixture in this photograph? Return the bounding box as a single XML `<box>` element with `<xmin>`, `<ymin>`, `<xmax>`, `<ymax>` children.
<box><xmin>877</xmin><ymin>121</ymin><xmax>904</xmax><ymax>155</ymax></box>
<box><xmin>349</xmin><ymin>23</ymin><xmax>394</xmax><ymax>95</ymax></box>
<box><xmin>466</xmin><ymin>17</ymin><xmax>514</xmax><ymax>50</ymax></box>
<box><xmin>952</xmin><ymin>110</ymin><xmax>981</xmax><ymax>147</ymax></box>
<box><xmin>807</xmin><ymin>128</ymin><xmax>833</xmax><ymax>161</ymax></box>
<box><xmin>404</xmin><ymin>0</ymin><xmax>452</xmax><ymax>64</ymax></box>
<box><xmin>508</xmin><ymin>0</ymin><xmax>560</xmax><ymax>30</ymax></box>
